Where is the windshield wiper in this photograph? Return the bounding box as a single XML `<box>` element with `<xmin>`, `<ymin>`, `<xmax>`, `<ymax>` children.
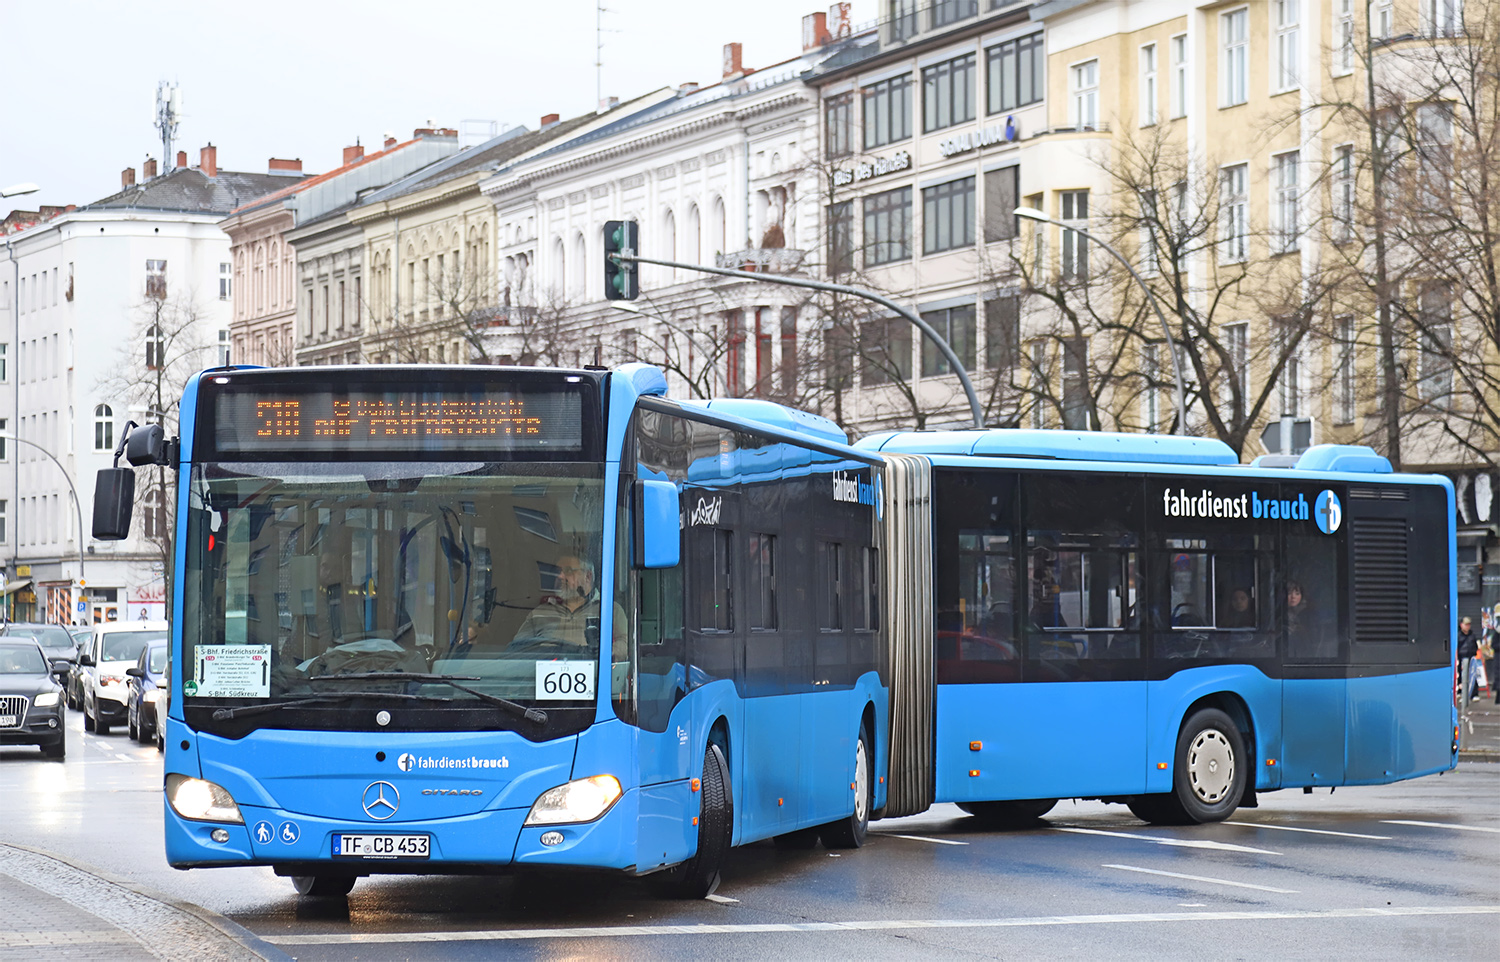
<box><xmin>212</xmin><ymin>691</ymin><xmax>454</xmax><ymax>720</ymax></box>
<box><xmin>307</xmin><ymin>672</ymin><xmax>547</xmax><ymax>724</ymax></box>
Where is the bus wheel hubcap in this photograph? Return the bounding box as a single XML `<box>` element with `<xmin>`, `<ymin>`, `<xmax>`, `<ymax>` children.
<box><xmin>854</xmin><ymin>740</ymin><xmax>869</xmax><ymax>822</ymax></box>
<box><xmin>1188</xmin><ymin>730</ymin><xmax>1234</xmax><ymax>803</ymax></box>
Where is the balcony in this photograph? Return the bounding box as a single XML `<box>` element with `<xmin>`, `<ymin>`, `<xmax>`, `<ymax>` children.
<box><xmin>714</xmin><ymin>248</ymin><xmax>808</xmax><ymax>273</ymax></box>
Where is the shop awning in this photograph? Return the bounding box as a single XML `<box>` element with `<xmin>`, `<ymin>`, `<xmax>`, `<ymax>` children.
<box><xmin>0</xmin><ymin>579</ymin><xmax>32</xmax><ymax>596</ymax></box>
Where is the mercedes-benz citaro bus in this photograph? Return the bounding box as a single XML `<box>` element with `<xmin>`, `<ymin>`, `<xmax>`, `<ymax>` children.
<box><xmin>93</xmin><ymin>364</ymin><xmax>887</xmax><ymax>898</ymax></box>
<box><xmin>862</xmin><ymin>430</ymin><xmax>1457</xmax><ymax>828</ymax></box>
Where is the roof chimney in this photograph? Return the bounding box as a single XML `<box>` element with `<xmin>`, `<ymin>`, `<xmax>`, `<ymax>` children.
<box><xmin>269</xmin><ymin>157</ymin><xmax>303</xmax><ymax>174</ymax></box>
<box><xmin>200</xmin><ymin>144</ymin><xmax>217</xmax><ymax>177</ymax></box>
<box><xmin>121</xmin><ymin>167</ymin><xmax>136</xmax><ymax>189</ymax></box>
<box><xmin>598</xmin><ymin>95</ymin><xmax>620</xmax><ymax>111</ymax></box>
<box><xmin>343</xmin><ymin>144</ymin><xmax>365</xmax><ymax>166</ymax></box>
<box><xmin>829</xmin><ymin>2</ymin><xmax>852</xmax><ymax>39</ymax></box>
<box><xmin>802</xmin><ymin>12</ymin><xmax>830</xmax><ymax>51</ymax></box>
<box><xmin>679</xmin><ymin>83</ymin><xmax>699</xmax><ymax>95</ymax></box>
<box><xmin>176</xmin><ymin>150</ymin><xmax>187</xmax><ymax>169</ymax></box>
<box><xmin>143</xmin><ymin>157</ymin><xmax>158</xmax><ymax>179</ymax></box>
<box><xmin>722</xmin><ymin>42</ymin><xmax>746</xmax><ymax>80</ymax></box>
<box><xmin>384</xmin><ymin>135</ymin><xmax>398</xmax><ymax>149</ymax></box>
<box><xmin>540</xmin><ymin>113</ymin><xmax>560</xmax><ymax>127</ymax></box>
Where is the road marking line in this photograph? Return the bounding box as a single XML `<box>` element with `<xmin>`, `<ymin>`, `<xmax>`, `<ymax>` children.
<box><xmin>880</xmin><ymin>834</ymin><xmax>969</xmax><ymax>846</ymax></box>
<box><xmin>1382</xmin><ymin>820</ymin><xmax>1500</xmax><ymax>835</ymax></box>
<box><xmin>1102</xmin><ymin>863</ymin><xmax>1299</xmax><ymax>894</ymax></box>
<box><xmin>114</xmin><ymin>754</ymin><xmax>133</xmax><ymax>762</ymax></box>
<box><xmin>1226</xmin><ymin>821</ymin><xmax>1391</xmax><ymax>840</ymax></box>
<box><xmin>261</xmin><ymin>906</ymin><xmax>1500</xmax><ymax>945</ymax></box>
<box><xmin>1054</xmin><ymin>827</ymin><xmax>1280</xmax><ymax>856</ymax></box>
<box><xmin>705</xmin><ymin>894</ymin><xmax>739</xmax><ymax>904</ymax></box>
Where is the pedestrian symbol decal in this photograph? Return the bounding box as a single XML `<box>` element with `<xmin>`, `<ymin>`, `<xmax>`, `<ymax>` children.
<box><xmin>279</xmin><ymin>821</ymin><xmax>300</xmax><ymax>844</ymax></box>
<box><xmin>254</xmin><ymin>821</ymin><xmax>273</xmax><ymax>845</ymax></box>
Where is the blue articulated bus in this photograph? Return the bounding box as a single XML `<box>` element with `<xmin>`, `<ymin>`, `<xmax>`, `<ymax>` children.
<box><xmin>94</xmin><ymin>363</ymin><xmax>886</xmax><ymax>898</ymax></box>
<box><xmin>861</xmin><ymin>430</ymin><xmax>1458</xmax><ymax>826</ymax></box>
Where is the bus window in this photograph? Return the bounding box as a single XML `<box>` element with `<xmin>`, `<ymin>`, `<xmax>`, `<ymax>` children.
<box><xmin>1285</xmin><ymin>531</ymin><xmax>1341</xmax><ymax>661</ymax></box>
<box><xmin>1155</xmin><ymin>533</ymin><xmax>1273</xmax><ymax>659</ymax></box>
<box><xmin>1023</xmin><ymin>474</ymin><xmax>1143</xmax><ymax>676</ymax></box>
<box><xmin>933</xmin><ymin>470</ymin><xmax>1019</xmax><ymax>684</ymax></box>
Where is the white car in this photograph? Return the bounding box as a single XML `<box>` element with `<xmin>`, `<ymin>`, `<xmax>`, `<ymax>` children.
<box><xmin>80</xmin><ymin>621</ymin><xmax>168</xmax><ymax>735</ymax></box>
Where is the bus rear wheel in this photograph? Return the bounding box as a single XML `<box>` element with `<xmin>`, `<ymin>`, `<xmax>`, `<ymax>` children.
<box><xmin>820</xmin><ymin>730</ymin><xmax>871</xmax><ymax>849</ymax></box>
<box><xmin>292</xmin><ymin>875</ymin><xmax>357</xmax><ymax>898</ymax></box>
<box><xmin>958</xmin><ymin>798</ymin><xmax>1057</xmax><ymax>826</ymax></box>
<box><xmin>653</xmin><ymin>743</ymin><xmax>732</xmax><ymax>899</ymax></box>
<box><xmin>1131</xmin><ymin>708</ymin><xmax>1246</xmax><ymax>825</ymax></box>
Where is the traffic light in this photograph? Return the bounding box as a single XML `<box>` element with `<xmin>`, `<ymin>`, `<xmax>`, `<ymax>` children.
<box><xmin>604</xmin><ymin>220</ymin><xmax>639</xmax><ymax>301</ymax></box>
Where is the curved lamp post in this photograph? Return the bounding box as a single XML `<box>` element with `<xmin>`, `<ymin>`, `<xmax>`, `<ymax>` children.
<box><xmin>1014</xmin><ymin>207</ymin><xmax>1189</xmax><ymax>435</ymax></box>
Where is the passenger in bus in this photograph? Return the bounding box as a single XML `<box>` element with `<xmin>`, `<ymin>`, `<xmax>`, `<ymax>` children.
<box><xmin>509</xmin><ymin>555</ymin><xmax>627</xmax><ymax>651</ymax></box>
<box><xmin>1285</xmin><ymin>579</ymin><xmax>1333</xmax><ymax>658</ymax></box>
<box><xmin>1222</xmin><ymin>588</ymin><xmax>1255</xmax><ymax>628</ymax></box>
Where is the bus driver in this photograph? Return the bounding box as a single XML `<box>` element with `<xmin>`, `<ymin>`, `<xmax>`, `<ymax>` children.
<box><xmin>509</xmin><ymin>555</ymin><xmax>627</xmax><ymax>651</ymax></box>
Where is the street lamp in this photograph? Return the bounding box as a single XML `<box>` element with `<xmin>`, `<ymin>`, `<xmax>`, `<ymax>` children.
<box><xmin>1014</xmin><ymin>207</ymin><xmax>1189</xmax><ymax>435</ymax></box>
<box><xmin>0</xmin><ymin>433</ymin><xmax>87</xmax><ymax>622</ymax></box>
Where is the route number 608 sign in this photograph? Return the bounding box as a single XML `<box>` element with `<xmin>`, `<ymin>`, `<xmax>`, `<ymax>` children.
<box><xmin>534</xmin><ymin>660</ymin><xmax>595</xmax><ymax>700</ymax></box>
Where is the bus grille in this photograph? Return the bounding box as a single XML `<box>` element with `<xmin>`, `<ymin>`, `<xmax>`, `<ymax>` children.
<box><xmin>1351</xmin><ymin>518</ymin><xmax>1412</xmax><ymax>644</ymax></box>
<box><xmin>0</xmin><ymin>696</ymin><xmax>27</xmax><ymax>727</ymax></box>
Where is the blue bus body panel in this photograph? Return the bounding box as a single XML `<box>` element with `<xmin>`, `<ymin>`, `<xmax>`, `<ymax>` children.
<box><xmin>1282</xmin><ymin>678</ymin><xmax>1347</xmax><ymax>785</ymax></box>
<box><xmin>1346</xmin><ymin>667</ymin><xmax>1454</xmax><ymax>783</ymax></box>
<box><xmin>937</xmin><ymin>681</ymin><xmax>1146</xmax><ymax>801</ymax></box>
<box><xmin>1141</xmin><ymin>667</ymin><xmax>1283</xmax><ymax>794</ymax></box>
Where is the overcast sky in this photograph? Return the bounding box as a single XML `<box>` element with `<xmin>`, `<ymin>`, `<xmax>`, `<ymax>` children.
<box><xmin>1</xmin><ymin>0</ymin><xmax>871</xmax><ymax>214</ymax></box>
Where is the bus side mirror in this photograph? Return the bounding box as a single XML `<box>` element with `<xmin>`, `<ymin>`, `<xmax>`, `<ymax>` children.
<box><xmin>92</xmin><ymin>467</ymin><xmax>135</xmax><ymax>540</ymax></box>
<box><xmin>635</xmin><ymin>480</ymin><xmax>680</xmax><ymax>569</ymax></box>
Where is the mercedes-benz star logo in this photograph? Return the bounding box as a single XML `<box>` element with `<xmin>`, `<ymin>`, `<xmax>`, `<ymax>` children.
<box><xmin>362</xmin><ymin>780</ymin><xmax>400</xmax><ymax>820</ymax></box>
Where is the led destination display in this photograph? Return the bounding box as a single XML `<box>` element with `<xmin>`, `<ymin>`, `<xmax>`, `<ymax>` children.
<box><xmin>209</xmin><ymin>383</ymin><xmax>586</xmax><ymax>455</ymax></box>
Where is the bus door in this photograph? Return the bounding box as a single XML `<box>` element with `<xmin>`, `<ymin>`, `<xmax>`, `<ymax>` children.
<box><xmin>1281</xmin><ymin>512</ymin><xmax>1347</xmax><ymax>787</ymax></box>
<box><xmin>632</xmin><ymin>562</ymin><xmax>697</xmax><ymax>867</ymax></box>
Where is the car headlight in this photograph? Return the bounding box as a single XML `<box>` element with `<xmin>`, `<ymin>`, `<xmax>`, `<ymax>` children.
<box><xmin>524</xmin><ymin>774</ymin><xmax>623</xmax><ymax>826</ymax></box>
<box><xmin>165</xmin><ymin>773</ymin><xmax>244</xmax><ymax>824</ymax></box>
<box><xmin>33</xmin><ymin>692</ymin><xmax>60</xmax><ymax>708</ymax></box>
<box><xmin>143</xmin><ymin>689</ymin><xmax>160</xmax><ymax>703</ymax></box>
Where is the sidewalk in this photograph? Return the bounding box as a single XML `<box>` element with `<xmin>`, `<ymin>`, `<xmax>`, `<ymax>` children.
<box><xmin>0</xmin><ymin>844</ymin><xmax>283</xmax><ymax>962</ymax></box>
<box><xmin>1459</xmin><ymin>692</ymin><xmax>1500</xmax><ymax>760</ymax></box>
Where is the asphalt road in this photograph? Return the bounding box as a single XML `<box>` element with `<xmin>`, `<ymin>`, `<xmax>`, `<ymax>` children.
<box><xmin>3</xmin><ymin>707</ymin><xmax>1497</xmax><ymax>960</ymax></box>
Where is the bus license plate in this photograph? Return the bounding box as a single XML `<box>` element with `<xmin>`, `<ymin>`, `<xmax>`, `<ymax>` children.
<box><xmin>333</xmin><ymin>834</ymin><xmax>430</xmax><ymax>859</ymax></box>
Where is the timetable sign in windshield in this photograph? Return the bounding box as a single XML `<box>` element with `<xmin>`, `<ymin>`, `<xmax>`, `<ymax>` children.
<box><xmin>212</xmin><ymin>388</ymin><xmax>583</xmax><ymax>454</ymax></box>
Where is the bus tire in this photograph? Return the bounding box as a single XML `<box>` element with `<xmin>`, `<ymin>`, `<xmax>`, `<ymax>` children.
<box><xmin>820</xmin><ymin>730</ymin><xmax>871</xmax><ymax>849</ymax></box>
<box><xmin>1125</xmin><ymin>793</ymin><xmax>1186</xmax><ymax>825</ymax></box>
<box><xmin>653</xmin><ymin>743</ymin><xmax>732</xmax><ymax>899</ymax></box>
<box><xmin>292</xmin><ymin>875</ymin><xmax>356</xmax><ymax>898</ymax></box>
<box><xmin>958</xmin><ymin>798</ymin><xmax>1057</xmax><ymax>826</ymax></box>
<box><xmin>1172</xmin><ymin>708</ymin><xmax>1246</xmax><ymax>824</ymax></box>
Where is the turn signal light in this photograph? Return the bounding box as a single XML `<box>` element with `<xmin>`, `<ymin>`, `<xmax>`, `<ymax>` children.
<box><xmin>969</xmin><ymin>741</ymin><xmax>982</xmax><ymax>751</ymax></box>
<box><xmin>691</xmin><ymin>778</ymin><xmax>701</xmax><ymax>793</ymax></box>
<box><xmin>969</xmin><ymin>769</ymin><xmax>980</xmax><ymax>777</ymax></box>
<box><xmin>1157</xmin><ymin>762</ymin><xmax>1168</xmax><ymax>770</ymax></box>
<box><xmin>1266</xmin><ymin>759</ymin><xmax>1277</xmax><ymax>767</ymax></box>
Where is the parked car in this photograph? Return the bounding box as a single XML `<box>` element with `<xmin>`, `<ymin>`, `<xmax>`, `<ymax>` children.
<box><xmin>78</xmin><ymin>621</ymin><xmax>168</xmax><ymax>735</ymax></box>
<box><xmin>125</xmin><ymin>641</ymin><xmax>167</xmax><ymax>744</ymax></box>
<box><xmin>2</xmin><ymin>622</ymin><xmax>81</xmax><ymax>668</ymax></box>
<box><xmin>153</xmin><ymin>652</ymin><xmax>171</xmax><ymax>752</ymax></box>
<box><xmin>0</xmin><ymin>638</ymin><xmax>67</xmax><ymax>758</ymax></box>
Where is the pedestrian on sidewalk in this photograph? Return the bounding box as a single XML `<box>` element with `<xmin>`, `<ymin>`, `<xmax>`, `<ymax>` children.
<box><xmin>1458</xmin><ymin>616</ymin><xmax>1480</xmax><ymax>703</ymax></box>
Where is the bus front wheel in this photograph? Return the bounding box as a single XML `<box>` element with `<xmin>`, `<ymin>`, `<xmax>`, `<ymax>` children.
<box><xmin>653</xmin><ymin>743</ymin><xmax>732</xmax><ymax>899</ymax></box>
<box><xmin>820</xmin><ymin>730</ymin><xmax>871</xmax><ymax>849</ymax></box>
<box><xmin>292</xmin><ymin>875</ymin><xmax>357</xmax><ymax>898</ymax></box>
<box><xmin>1130</xmin><ymin>708</ymin><xmax>1246</xmax><ymax>825</ymax></box>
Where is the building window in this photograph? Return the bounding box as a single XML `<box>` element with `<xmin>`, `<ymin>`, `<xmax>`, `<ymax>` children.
<box><xmin>1070</xmin><ymin>59</ymin><xmax>1099</xmax><ymax>129</ymax></box>
<box><xmin>1376</xmin><ymin>0</ymin><xmax>1394</xmax><ymax>37</ymax></box>
<box><xmin>218</xmin><ymin>329</ymin><xmax>231</xmax><ymax>367</ymax></box>
<box><xmin>1138</xmin><ymin>189</ymin><xmax>1160</xmax><ymax>277</ymax></box>
<box><xmin>985</xmin><ymin>294</ymin><xmax>1020</xmax><ymax>371</ymax></box>
<box><xmin>920</xmin><ymin>304</ymin><xmax>976</xmax><ymax>377</ymax></box>
<box><xmin>1225</xmin><ymin>322</ymin><xmax>1250</xmax><ymax>408</ymax></box>
<box><xmin>1062</xmin><ymin>337</ymin><xmax>1089</xmax><ymax>429</ymax></box>
<box><xmin>219</xmin><ymin>262</ymin><xmax>232</xmax><ymax>300</ymax></box>
<box><xmin>826</xmin><ymin>92</ymin><xmax>853</xmax><ymax>159</ymax></box>
<box><xmin>828</xmin><ymin>201</ymin><xmax>854</xmax><ymax>276</ymax></box>
<box><xmin>0</xmin><ymin>343</ymin><xmax>7</xmax><ymax>382</ymax></box>
<box><xmin>0</xmin><ymin>419</ymin><xmax>6</xmax><ymax>460</ymax></box>
<box><xmin>780</xmin><ymin>307</ymin><xmax>798</xmax><ymax>391</ymax></box>
<box><xmin>1143</xmin><ymin>343</ymin><xmax>1161</xmax><ymax>429</ymax></box>
<box><xmin>1424</xmin><ymin>0</ymin><xmax>1463</xmax><ymax>36</ymax></box>
<box><xmin>0</xmin><ymin>500</ymin><xmax>6</xmax><ymax>544</ymax></box>
<box><xmin>1222</xmin><ymin>8</ymin><xmax>1248</xmax><ymax>107</ymax></box>
<box><xmin>1334</xmin><ymin>315</ymin><xmax>1355</xmax><ymax>424</ymax></box>
<box><xmin>923</xmin><ymin>54</ymin><xmax>976</xmax><ymax>133</ymax></box>
<box><xmin>145</xmin><ymin>323</ymin><xmax>165</xmax><ymax>368</ymax></box>
<box><xmin>863</xmin><ymin>74</ymin><xmax>913</xmax><ymax>150</ymax></box>
<box><xmin>1028</xmin><ymin>341</ymin><xmax>1048</xmax><ymax>428</ymax></box>
<box><xmin>1334</xmin><ymin>144</ymin><xmax>1355</xmax><ymax>240</ymax></box>
<box><xmin>94</xmin><ymin>404</ymin><xmax>113</xmax><ymax>451</ymax></box>
<box><xmin>1336</xmin><ymin>0</ymin><xmax>1356</xmax><ymax>74</ymax></box>
<box><xmin>1418</xmin><ymin>282</ymin><xmax>1453</xmax><ymax>405</ymax></box>
<box><xmin>725</xmin><ymin>310</ymin><xmax>745</xmax><ymax>396</ymax></box>
<box><xmin>986</xmin><ymin>32</ymin><xmax>1044</xmax><ymax>114</ymax></box>
<box><xmin>1273</xmin><ymin>150</ymin><xmax>1300</xmax><ymax>253</ymax></box>
<box><xmin>889</xmin><ymin>0</ymin><xmax>919</xmax><ymax>42</ymax></box>
<box><xmin>860</xmin><ymin>316</ymin><xmax>912</xmax><ymax>385</ymax></box>
<box><xmin>931</xmin><ymin>0</ymin><xmax>977</xmax><ymax>29</ymax></box>
<box><xmin>863</xmin><ymin>185</ymin><xmax>913</xmax><ymax>267</ymax></box>
<box><xmin>1140</xmin><ymin>43</ymin><xmax>1158</xmax><ymax>126</ymax></box>
<box><xmin>1060</xmin><ymin>189</ymin><xmax>1089</xmax><ymax>279</ymax></box>
<box><xmin>1220</xmin><ymin>164</ymin><xmax>1248</xmax><ymax>262</ymax></box>
<box><xmin>1274</xmin><ymin>0</ymin><xmax>1301</xmax><ymax>92</ymax></box>
<box><xmin>983</xmin><ymin>166</ymin><xmax>1020</xmax><ymax>243</ymax></box>
<box><xmin>1416</xmin><ymin>102</ymin><xmax>1453</xmax><ymax>213</ymax></box>
<box><xmin>1276</xmin><ymin>319</ymin><xmax>1302</xmax><ymax>416</ymax></box>
<box><xmin>145</xmin><ymin>260</ymin><xmax>167</xmax><ymax>299</ymax></box>
<box><xmin>923</xmin><ymin>177</ymin><xmax>976</xmax><ymax>254</ymax></box>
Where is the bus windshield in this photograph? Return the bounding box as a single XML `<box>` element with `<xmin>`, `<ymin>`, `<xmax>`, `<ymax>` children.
<box><xmin>181</xmin><ymin>459</ymin><xmax>608</xmax><ymax>739</ymax></box>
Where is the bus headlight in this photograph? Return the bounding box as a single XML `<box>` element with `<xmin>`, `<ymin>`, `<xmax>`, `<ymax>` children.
<box><xmin>166</xmin><ymin>773</ymin><xmax>244</xmax><ymax>824</ymax></box>
<box><xmin>524</xmin><ymin>774</ymin><xmax>623</xmax><ymax>826</ymax></box>
<box><xmin>33</xmin><ymin>692</ymin><xmax>60</xmax><ymax>708</ymax></box>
